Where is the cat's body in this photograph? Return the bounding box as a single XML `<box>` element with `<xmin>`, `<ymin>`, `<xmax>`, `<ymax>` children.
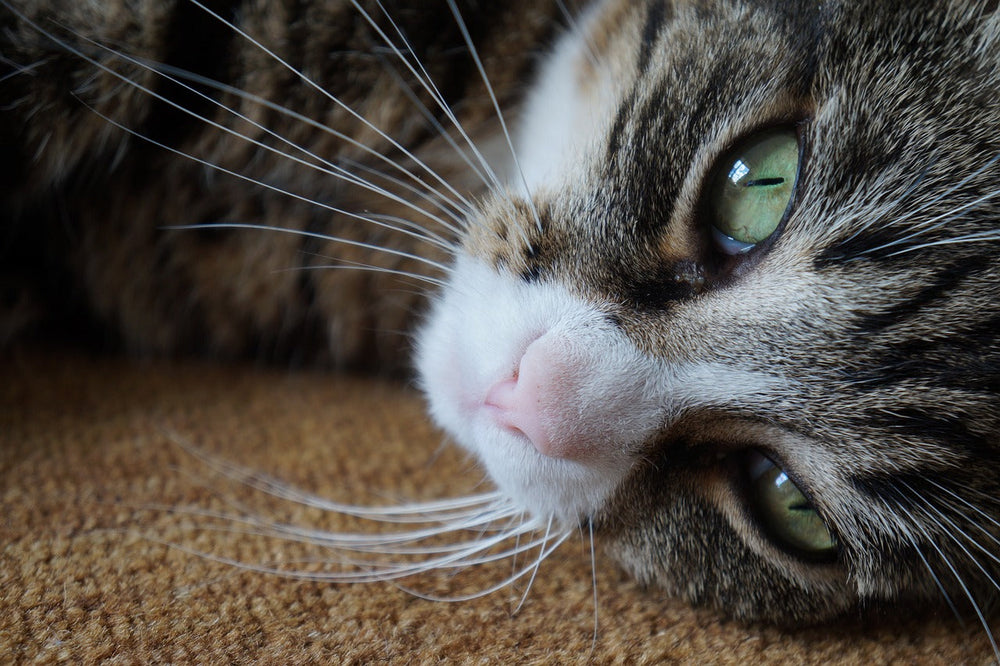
<box><xmin>1</xmin><ymin>0</ymin><xmax>554</xmax><ymax>369</ymax></box>
<box><xmin>4</xmin><ymin>0</ymin><xmax>1000</xmax><ymax>633</ymax></box>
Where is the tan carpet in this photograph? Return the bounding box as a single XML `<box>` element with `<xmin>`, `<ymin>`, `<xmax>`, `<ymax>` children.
<box><xmin>2</xmin><ymin>346</ymin><xmax>995</xmax><ymax>663</ymax></box>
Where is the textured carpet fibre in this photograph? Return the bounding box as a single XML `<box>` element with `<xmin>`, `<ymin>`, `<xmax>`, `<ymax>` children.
<box><xmin>2</xmin><ymin>346</ymin><xmax>996</xmax><ymax>664</ymax></box>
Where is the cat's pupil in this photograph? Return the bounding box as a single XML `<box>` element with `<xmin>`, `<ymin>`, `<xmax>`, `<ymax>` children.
<box><xmin>745</xmin><ymin>452</ymin><xmax>837</xmax><ymax>560</ymax></box>
<box><xmin>708</xmin><ymin>128</ymin><xmax>800</xmax><ymax>254</ymax></box>
<box><xmin>743</xmin><ymin>177</ymin><xmax>785</xmax><ymax>187</ymax></box>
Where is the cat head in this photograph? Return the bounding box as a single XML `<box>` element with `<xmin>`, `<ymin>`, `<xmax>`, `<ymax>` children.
<box><xmin>417</xmin><ymin>0</ymin><xmax>1000</xmax><ymax>623</ymax></box>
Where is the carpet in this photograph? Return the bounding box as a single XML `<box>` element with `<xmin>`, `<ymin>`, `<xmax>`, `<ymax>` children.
<box><xmin>2</xmin><ymin>346</ymin><xmax>994</xmax><ymax>663</ymax></box>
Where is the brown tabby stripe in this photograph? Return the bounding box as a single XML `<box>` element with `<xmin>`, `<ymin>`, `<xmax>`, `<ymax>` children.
<box><xmin>606</xmin><ymin>87</ymin><xmax>639</xmax><ymax>160</ymax></box>
<box><xmin>637</xmin><ymin>0</ymin><xmax>668</xmax><ymax>75</ymax></box>
<box><xmin>849</xmin><ymin>316</ymin><xmax>1000</xmax><ymax>391</ymax></box>
<box><xmin>866</xmin><ymin>408</ymin><xmax>995</xmax><ymax>459</ymax></box>
<box><xmin>139</xmin><ymin>0</ymin><xmax>243</xmax><ymax>146</ymax></box>
<box><xmin>852</xmin><ymin>257</ymin><xmax>992</xmax><ymax>333</ymax></box>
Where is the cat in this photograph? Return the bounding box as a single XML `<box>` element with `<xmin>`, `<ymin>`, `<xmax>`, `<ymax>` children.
<box><xmin>3</xmin><ymin>0</ymin><xmax>1000</xmax><ymax>643</ymax></box>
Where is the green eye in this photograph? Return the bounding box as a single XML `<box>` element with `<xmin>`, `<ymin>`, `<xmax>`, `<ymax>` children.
<box><xmin>746</xmin><ymin>452</ymin><xmax>836</xmax><ymax>558</ymax></box>
<box><xmin>709</xmin><ymin>128</ymin><xmax>800</xmax><ymax>254</ymax></box>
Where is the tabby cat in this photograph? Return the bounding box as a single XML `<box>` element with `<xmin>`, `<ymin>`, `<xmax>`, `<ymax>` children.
<box><xmin>3</xmin><ymin>0</ymin><xmax>1000</xmax><ymax>639</ymax></box>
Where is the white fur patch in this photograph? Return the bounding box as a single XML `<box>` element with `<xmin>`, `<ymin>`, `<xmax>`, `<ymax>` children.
<box><xmin>416</xmin><ymin>256</ymin><xmax>784</xmax><ymax>525</ymax></box>
<box><xmin>513</xmin><ymin>7</ymin><xmax>626</xmax><ymax>195</ymax></box>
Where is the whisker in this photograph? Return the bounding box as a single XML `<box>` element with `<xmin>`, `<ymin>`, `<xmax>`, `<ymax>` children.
<box><xmin>555</xmin><ymin>0</ymin><xmax>600</xmax><ymax>72</ymax></box>
<box><xmin>396</xmin><ymin>528</ymin><xmax>572</xmax><ymax>603</ymax></box>
<box><xmin>0</xmin><ymin>54</ymin><xmax>48</xmax><ymax>84</ymax></box>
<box><xmin>155</xmin><ymin>504</ymin><xmax>538</xmax><ymax>557</ymax></box>
<box><xmin>897</xmin><ymin>153</ymin><xmax>1000</xmax><ymax>231</ymax></box>
<box><xmin>884</xmin><ymin>228</ymin><xmax>1000</xmax><ymax>257</ymax></box>
<box><xmin>274</xmin><ymin>507</ymin><xmax>530</xmax><ymax>547</ymax></box>
<box><xmin>137</xmin><ymin>61</ymin><xmax>474</xmax><ymax>225</ymax></box>
<box><xmin>588</xmin><ymin>517</ymin><xmax>600</xmax><ymax>652</ymax></box>
<box><xmin>294</xmin><ymin>522</ymin><xmax>545</xmax><ymax>579</ymax></box>
<box><xmin>137</xmin><ymin>485</ymin><xmax>558</xmax><ymax>585</ymax></box>
<box><xmin>894</xmin><ymin>491</ymin><xmax>1000</xmax><ymax>660</ymax></box>
<box><xmin>285</xmin><ymin>263</ymin><xmax>447</xmax><ymax>289</ymax></box>
<box><xmin>60</xmin><ymin>34</ymin><xmax>466</xmax><ymax>243</ymax></box>
<box><xmin>444</xmin><ymin>0</ymin><xmax>543</xmax><ymax>236</ymax></box>
<box><xmin>146</xmin><ymin>433</ymin><xmax>576</xmax><ymax>597</ymax></box>
<box><xmin>349</xmin><ymin>0</ymin><xmax>507</xmax><ymax>195</ymax></box>
<box><xmin>859</xmin><ymin>153</ymin><xmax>1000</xmax><ymax>256</ymax></box>
<box><xmin>919</xmin><ymin>478</ymin><xmax>1000</xmax><ymax>557</ymax></box>
<box><xmin>167</xmin><ymin>432</ymin><xmax>496</xmax><ymax>518</ymax></box>
<box><xmin>899</xmin><ymin>524</ymin><xmax>967</xmax><ymax>627</ymax></box>
<box><xmin>9</xmin><ymin>9</ymin><xmax>460</xmax><ymax>267</ymax></box>
<box><xmin>183</xmin><ymin>0</ymin><xmax>479</xmax><ymax>214</ymax></box>
<box><xmin>171</xmin><ymin>219</ymin><xmax>450</xmax><ymax>276</ymax></box>
<box><xmin>829</xmin><ymin>159</ymin><xmax>937</xmax><ymax>251</ymax></box>
<box><xmin>900</xmin><ymin>481</ymin><xmax>1000</xmax><ymax>587</ymax></box>
<box><xmin>926</xmin><ymin>478</ymin><xmax>1000</xmax><ymax>533</ymax></box>
<box><xmin>156</xmin><ymin>500</ymin><xmax>531</xmax><ymax>556</ymax></box>
<box><xmin>513</xmin><ymin>515</ymin><xmax>553</xmax><ymax>613</ymax></box>
<box><xmin>365</xmin><ymin>212</ymin><xmax>456</xmax><ymax>249</ymax></box>
<box><xmin>374</xmin><ymin>52</ymin><xmax>493</xmax><ymax>192</ymax></box>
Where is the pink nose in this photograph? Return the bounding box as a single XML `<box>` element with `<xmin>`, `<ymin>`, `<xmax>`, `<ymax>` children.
<box><xmin>484</xmin><ymin>376</ymin><xmax>553</xmax><ymax>455</ymax></box>
<box><xmin>483</xmin><ymin>336</ymin><xmax>574</xmax><ymax>459</ymax></box>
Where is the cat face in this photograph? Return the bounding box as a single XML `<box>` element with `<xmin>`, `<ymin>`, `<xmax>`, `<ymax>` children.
<box><xmin>417</xmin><ymin>0</ymin><xmax>1000</xmax><ymax>623</ymax></box>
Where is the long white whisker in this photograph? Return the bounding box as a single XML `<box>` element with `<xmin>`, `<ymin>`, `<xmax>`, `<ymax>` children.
<box><xmin>397</xmin><ymin>529</ymin><xmax>572</xmax><ymax>603</ymax></box>
<box><xmin>895</xmin><ymin>494</ymin><xmax>1000</xmax><ymax>661</ymax></box>
<box><xmin>134</xmin><ymin>499</ymin><xmax>520</xmax><ymax>552</ymax></box>
<box><xmin>277</xmin><ymin>507</ymin><xmax>528</xmax><ymax>545</ymax></box>
<box><xmin>556</xmin><ymin>0</ymin><xmax>600</xmax><ymax>72</ymax></box>
<box><xmin>138</xmin><ymin>61</ymin><xmax>473</xmax><ymax>224</ymax></box>
<box><xmin>183</xmin><ymin>0</ymin><xmax>478</xmax><ymax>213</ymax></box>
<box><xmin>8</xmin><ymin>10</ymin><xmax>459</xmax><ymax>270</ymax></box>
<box><xmin>253</xmin><ymin>511</ymin><xmax>538</xmax><ymax>556</ymax></box>
<box><xmin>135</xmin><ymin>66</ymin><xmax>466</xmax><ymax>237</ymax></box>
<box><xmin>897</xmin><ymin>153</ymin><xmax>1000</xmax><ymax>229</ymax></box>
<box><xmin>60</xmin><ymin>33</ymin><xmax>464</xmax><ymax>244</ymax></box>
<box><xmin>926</xmin><ymin>478</ymin><xmax>1000</xmax><ymax>535</ymax></box>
<box><xmin>860</xmin><ymin>153</ymin><xmax>1000</xmax><ymax>256</ymax></box>
<box><xmin>286</xmin><ymin>263</ymin><xmax>447</xmax><ymax>289</ymax></box>
<box><xmin>588</xmin><ymin>518</ymin><xmax>599</xmax><ymax>652</ymax></box>
<box><xmin>172</xmin><ymin>218</ymin><xmax>450</xmax><ymax>275</ymax></box>
<box><xmin>899</xmin><ymin>525</ymin><xmax>966</xmax><ymax>626</ymax></box>
<box><xmin>148</xmin><ymin>434</ymin><xmax>576</xmax><ymax>600</ymax></box>
<box><xmin>348</xmin><ymin>0</ymin><xmax>507</xmax><ymax>195</ymax></box>
<box><xmin>143</xmin><ymin>535</ymin><xmax>508</xmax><ymax>584</ymax></box>
<box><xmin>885</xmin><ymin>228</ymin><xmax>1000</xmax><ymax>257</ymax></box>
<box><xmin>513</xmin><ymin>515</ymin><xmax>553</xmax><ymax>613</ymax></box>
<box><xmin>0</xmin><ymin>54</ymin><xmax>48</xmax><ymax>83</ymax></box>
<box><xmin>444</xmin><ymin>0</ymin><xmax>543</xmax><ymax>236</ymax></box>
<box><xmin>374</xmin><ymin>53</ymin><xmax>493</xmax><ymax>191</ymax></box>
<box><xmin>143</xmin><ymin>464</ymin><xmax>517</xmax><ymax>538</ymax></box>
<box><xmin>168</xmin><ymin>432</ymin><xmax>496</xmax><ymax>517</ymax></box>
<box><xmin>901</xmin><ymin>481</ymin><xmax>1000</xmax><ymax>589</ymax></box>
<box><xmin>317</xmin><ymin>522</ymin><xmax>548</xmax><ymax>580</ymax></box>
<box><xmin>140</xmin><ymin>490</ymin><xmax>553</xmax><ymax>577</ymax></box>
<box><xmin>917</xmin><ymin>478</ymin><xmax>1000</xmax><ymax>561</ymax></box>
<box><xmin>365</xmin><ymin>213</ymin><xmax>455</xmax><ymax>249</ymax></box>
